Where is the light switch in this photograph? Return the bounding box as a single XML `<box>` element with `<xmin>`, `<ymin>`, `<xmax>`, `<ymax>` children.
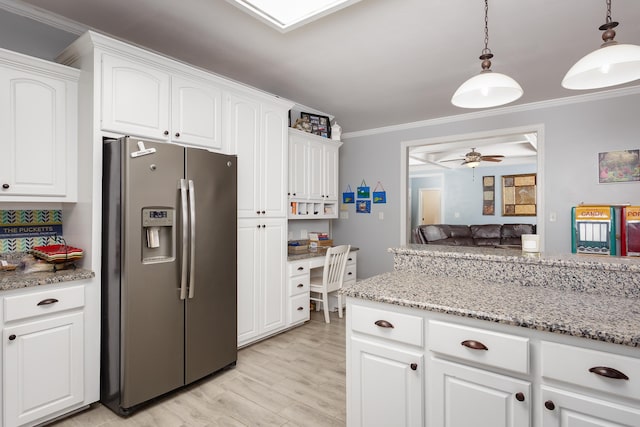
<box><xmin>379</xmin><ymin>212</ymin><xmax>384</xmax><ymax>220</ymax></box>
<box><xmin>549</xmin><ymin>212</ymin><xmax>557</xmax><ymax>222</ymax></box>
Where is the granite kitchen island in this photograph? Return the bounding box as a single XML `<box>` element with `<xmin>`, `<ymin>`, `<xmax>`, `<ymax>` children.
<box><xmin>343</xmin><ymin>245</ymin><xmax>640</xmax><ymax>427</ymax></box>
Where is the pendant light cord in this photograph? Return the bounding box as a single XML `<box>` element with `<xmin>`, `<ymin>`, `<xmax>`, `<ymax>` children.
<box><xmin>605</xmin><ymin>0</ymin><xmax>612</xmax><ymax>25</ymax></box>
<box><xmin>482</xmin><ymin>0</ymin><xmax>491</xmax><ymax>57</ymax></box>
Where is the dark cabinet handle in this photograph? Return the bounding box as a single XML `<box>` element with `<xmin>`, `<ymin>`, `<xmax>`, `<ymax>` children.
<box><xmin>589</xmin><ymin>366</ymin><xmax>629</xmax><ymax>380</ymax></box>
<box><xmin>515</xmin><ymin>392</ymin><xmax>525</xmax><ymax>402</ymax></box>
<box><xmin>297</xmin><ymin>306</ymin><xmax>304</xmax><ymax>311</ymax></box>
<box><xmin>2</xmin><ymin>184</ymin><xmax>9</xmax><ymax>189</ymax></box>
<box><xmin>374</xmin><ymin>320</ymin><xmax>394</xmax><ymax>328</ymax></box>
<box><xmin>347</xmin><ymin>272</ymin><xmax>353</xmax><ymax>275</ymax></box>
<box><xmin>297</xmin><ymin>283</ymin><xmax>304</xmax><ymax>288</ymax></box>
<box><xmin>544</xmin><ymin>400</ymin><xmax>555</xmax><ymax>411</ymax></box>
<box><xmin>175</xmin><ymin>132</ymin><xmax>181</xmax><ymax>138</ymax></box>
<box><xmin>163</xmin><ymin>130</ymin><xmax>169</xmax><ymax>136</ymax></box>
<box><xmin>348</xmin><ymin>257</ymin><xmax>353</xmax><ymax>261</ymax></box>
<box><xmin>410</xmin><ymin>363</ymin><xmax>417</xmax><ymax>371</ymax></box>
<box><xmin>37</xmin><ymin>298</ymin><xmax>59</xmax><ymax>306</ymax></box>
<box><xmin>261</xmin><ymin>211</ymin><xmax>266</xmax><ymax>214</ymax></box>
<box><xmin>9</xmin><ymin>334</ymin><xmax>16</xmax><ymax>341</ymax></box>
<box><xmin>293</xmin><ymin>193</ymin><xmax>296</xmax><ymax>196</ymax></box>
<box><xmin>256</xmin><ymin>211</ymin><xmax>261</xmax><ymax>214</ymax></box>
<box><xmin>297</xmin><ymin>266</ymin><xmax>304</xmax><ymax>271</ymax></box>
<box><xmin>461</xmin><ymin>340</ymin><xmax>488</xmax><ymax>350</ymax></box>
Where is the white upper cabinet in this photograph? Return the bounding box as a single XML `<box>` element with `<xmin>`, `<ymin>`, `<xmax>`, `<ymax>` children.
<box><xmin>0</xmin><ymin>48</ymin><xmax>78</xmax><ymax>202</ymax></box>
<box><xmin>101</xmin><ymin>54</ymin><xmax>223</xmax><ymax>151</ymax></box>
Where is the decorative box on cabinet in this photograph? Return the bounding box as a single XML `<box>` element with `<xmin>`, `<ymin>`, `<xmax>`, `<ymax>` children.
<box><xmin>0</xmin><ymin>48</ymin><xmax>78</xmax><ymax>202</ymax></box>
<box><xmin>101</xmin><ymin>53</ymin><xmax>223</xmax><ymax>151</ymax></box>
<box><xmin>288</xmin><ymin>128</ymin><xmax>342</xmax><ymax>219</ymax></box>
<box><xmin>1</xmin><ymin>284</ymin><xmax>87</xmax><ymax>427</ymax></box>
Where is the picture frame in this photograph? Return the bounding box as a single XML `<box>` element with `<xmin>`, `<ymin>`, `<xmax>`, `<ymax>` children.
<box><xmin>300</xmin><ymin>112</ymin><xmax>331</xmax><ymax>138</ymax></box>
<box><xmin>502</xmin><ymin>173</ymin><xmax>536</xmax><ymax>216</ymax></box>
<box><xmin>482</xmin><ymin>175</ymin><xmax>495</xmax><ymax>215</ymax></box>
<box><xmin>598</xmin><ymin>149</ymin><xmax>640</xmax><ymax>184</ymax></box>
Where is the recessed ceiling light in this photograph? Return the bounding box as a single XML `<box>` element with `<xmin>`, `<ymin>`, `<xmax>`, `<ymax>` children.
<box><xmin>227</xmin><ymin>0</ymin><xmax>363</xmax><ymax>33</ymax></box>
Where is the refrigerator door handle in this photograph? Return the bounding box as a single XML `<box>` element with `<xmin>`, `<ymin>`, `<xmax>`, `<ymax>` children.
<box><xmin>188</xmin><ymin>179</ymin><xmax>196</xmax><ymax>299</ymax></box>
<box><xmin>179</xmin><ymin>179</ymin><xmax>189</xmax><ymax>300</ymax></box>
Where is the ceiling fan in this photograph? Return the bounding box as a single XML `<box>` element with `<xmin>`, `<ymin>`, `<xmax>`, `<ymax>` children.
<box><xmin>448</xmin><ymin>148</ymin><xmax>505</xmax><ymax>167</ymax></box>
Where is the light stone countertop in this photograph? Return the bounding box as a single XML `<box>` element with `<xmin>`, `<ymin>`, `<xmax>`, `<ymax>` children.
<box><xmin>0</xmin><ymin>252</ymin><xmax>94</xmax><ymax>291</ymax></box>
<box><xmin>287</xmin><ymin>246</ymin><xmax>359</xmax><ymax>262</ymax></box>
<box><xmin>341</xmin><ymin>270</ymin><xmax>640</xmax><ymax>347</ymax></box>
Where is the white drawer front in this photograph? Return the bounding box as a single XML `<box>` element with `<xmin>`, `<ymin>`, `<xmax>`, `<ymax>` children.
<box><xmin>287</xmin><ymin>261</ymin><xmax>309</xmax><ymax>277</ymax></box>
<box><xmin>351</xmin><ymin>304</ymin><xmax>423</xmax><ymax>347</ymax></box>
<box><xmin>428</xmin><ymin>320</ymin><xmax>529</xmax><ymax>374</ymax></box>
<box><xmin>289</xmin><ymin>293</ymin><xmax>310</xmax><ymax>325</ymax></box>
<box><xmin>343</xmin><ymin>264</ymin><xmax>356</xmax><ymax>282</ymax></box>
<box><xmin>288</xmin><ymin>275</ymin><xmax>310</xmax><ymax>297</ymax></box>
<box><xmin>4</xmin><ymin>285</ymin><xmax>85</xmax><ymax>322</ymax></box>
<box><xmin>346</xmin><ymin>252</ymin><xmax>357</xmax><ymax>265</ymax></box>
<box><xmin>542</xmin><ymin>341</ymin><xmax>640</xmax><ymax>401</ymax></box>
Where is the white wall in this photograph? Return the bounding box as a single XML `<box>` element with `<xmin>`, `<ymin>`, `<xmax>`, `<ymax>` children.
<box><xmin>333</xmin><ymin>90</ymin><xmax>640</xmax><ymax>279</ymax></box>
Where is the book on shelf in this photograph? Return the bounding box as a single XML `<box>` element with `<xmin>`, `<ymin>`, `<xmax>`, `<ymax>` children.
<box><xmin>308</xmin><ymin>232</ymin><xmax>329</xmax><ymax>241</ymax></box>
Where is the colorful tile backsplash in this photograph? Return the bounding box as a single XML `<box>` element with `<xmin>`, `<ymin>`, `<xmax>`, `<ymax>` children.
<box><xmin>0</xmin><ymin>210</ymin><xmax>63</xmax><ymax>253</ymax></box>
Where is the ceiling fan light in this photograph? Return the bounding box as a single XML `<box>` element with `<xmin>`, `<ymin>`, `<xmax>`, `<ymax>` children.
<box><xmin>466</xmin><ymin>160</ymin><xmax>481</xmax><ymax>168</ymax></box>
<box><xmin>562</xmin><ymin>42</ymin><xmax>640</xmax><ymax>89</ymax></box>
<box><xmin>451</xmin><ymin>71</ymin><xmax>524</xmax><ymax>108</ymax></box>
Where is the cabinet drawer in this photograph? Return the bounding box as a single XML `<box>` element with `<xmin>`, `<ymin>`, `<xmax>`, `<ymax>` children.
<box><xmin>287</xmin><ymin>261</ymin><xmax>309</xmax><ymax>277</ymax></box>
<box><xmin>429</xmin><ymin>320</ymin><xmax>529</xmax><ymax>374</ymax></box>
<box><xmin>289</xmin><ymin>293</ymin><xmax>309</xmax><ymax>325</ymax></box>
<box><xmin>288</xmin><ymin>275</ymin><xmax>310</xmax><ymax>296</ymax></box>
<box><xmin>343</xmin><ymin>264</ymin><xmax>356</xmax><ymax>282</ymax></box>
<box><xmin>346</xmin><ymin>252</ymin><xmax>357</xmax><ymax>265</ymax></box>
<box><xmin>542</xmin><ymin>341</ymin><xmax>640</xmax><ymax>401</ymax></box>
<box><xmin>351</xmin><ymin>304</ymin><xmax>423</xmax><ymax>347</ymax></box>
<box><xmin>4</xmin><ymin>285</ymin><xmax>85</xmax><ymax>322</ymax></box>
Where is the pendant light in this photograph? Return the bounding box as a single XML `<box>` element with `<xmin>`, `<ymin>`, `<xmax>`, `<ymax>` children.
<box><xmin>562</xmin><ymin>0</ymin><xmax>640</xmax><ymax>90</ymax></box>
<box><xmin>451</xmin><ymin>0</ymin><xmax>523</xmax><ymax>109</ymax></box>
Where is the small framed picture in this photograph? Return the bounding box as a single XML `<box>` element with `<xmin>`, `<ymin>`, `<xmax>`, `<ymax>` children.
<box><xmin>301</xmin><ymin>112</ymin><xmax>331</xmax><ymax>138</ymax></box>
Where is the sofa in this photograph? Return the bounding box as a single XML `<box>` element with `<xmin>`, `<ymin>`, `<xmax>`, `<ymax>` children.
<box><xmin>412</xmin><ymin>223</ymin><xmax>536</xmax><ymax>247</ymax></box>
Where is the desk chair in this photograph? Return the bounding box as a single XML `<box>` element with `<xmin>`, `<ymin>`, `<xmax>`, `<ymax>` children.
<box><xmin>310</xmin><ymin>245</ymin><xmax>351</xmax><ymax>323</ymax></box>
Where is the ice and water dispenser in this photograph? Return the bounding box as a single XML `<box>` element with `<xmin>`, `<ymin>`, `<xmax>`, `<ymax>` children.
<box><xmin>142</xmin><ymin>208</ymin><xmax>175</xmax><ymax>263</ymax></box>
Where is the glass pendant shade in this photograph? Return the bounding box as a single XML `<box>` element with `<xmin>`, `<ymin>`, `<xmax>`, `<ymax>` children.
<box><xmin>465</xmin><ymin>160</ymin><xmax>480</xmax><ymax>168</ymax></box>
<box><xmin>562</xmin><ymin>42</ymin><xmax>640</xmax><ymax>89</ymax></box>
<box><xmin>451</xmin><ymin>70</ymin><xmax>524</xmax><ymax>108</ymax></box>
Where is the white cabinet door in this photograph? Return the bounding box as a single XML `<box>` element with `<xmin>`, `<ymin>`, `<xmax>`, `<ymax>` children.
<box><xmin>323</xmin><ymin>143</ymin><xmax>339</xmax><ymax>202</ymax></box>
<box><xmin>171</xmin><ymin>75</ymin><xmax>222</xmax><ymax>150</ymax></box>
<box><xmin>350</xmin><ymin>337</ymin><xmax>424</xmax><ymax>427</ymax></box>
<box><xmin>228</xmin><ymin>92</ymin><xmax>261</xmax><ymax>218</ymax></box>
<box><xmin>288</xmin><ymin>135</ymin><xmax>308</xmax><ymax>199</ymax></box>
<box><xmin>429</xmin><ymin>358</ymin><xmax>531</xmax><ymax>427</ymax></box>
<box><xmin>260</xmin><ymin>105</ymin><xmax>288</xmax><ymax>218</ymax></box>
<box><xmin>541</xmin><ymin>386</ymin><xmax>640</xmax><ymax>427</ymax></box>
<box><xmin>237</xmin><ymin>218</ymin><xmax>286</xmax><ymax>347</ymax></box>
<box><xmin>3</xmin><ymin>312</ymin><xmax>84</xmax><ymax>427</ymax></box>
<box><xmin>0</xmin><ymin>65</ymin><xmax>74</xmax><ymax>199</ymax></box>
<box><xmin>102</xmin><ymin>53</ymin><xmax>170</xmax><ymax>140</ymax></box>
<box><xmin>308</xmin><ymin>140</ymin><xmax>324</xmax><ymax>200</ymax></box>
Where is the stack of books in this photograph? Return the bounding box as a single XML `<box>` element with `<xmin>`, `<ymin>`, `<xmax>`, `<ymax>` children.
<box><xmin>308</xmin><ymin>232</ymin><xmax>332</xmax><ymax>247</ymax></box>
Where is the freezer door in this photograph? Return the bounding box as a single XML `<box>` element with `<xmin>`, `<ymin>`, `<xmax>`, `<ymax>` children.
<box><xmin>184</xmin><ymin>148</ymin><xmax>238</xmax><ymax>383</ymax></box>
<box><xmin>121</xmin><ymin>138</ymin><xmax>186</xmax><ymax>408</ymax></box>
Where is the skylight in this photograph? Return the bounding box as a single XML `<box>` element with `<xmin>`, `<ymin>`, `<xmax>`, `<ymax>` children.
<box><xmin>227</xmin><ymin>0</ymin><xmax>362</xmax><ymax>32</ymax></box>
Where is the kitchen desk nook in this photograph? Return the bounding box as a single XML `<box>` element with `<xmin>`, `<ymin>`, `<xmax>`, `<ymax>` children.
<box><xmin>343</xmin><ymin>245</ymin><xmax>640</xmax><ymax>427</ymax></box>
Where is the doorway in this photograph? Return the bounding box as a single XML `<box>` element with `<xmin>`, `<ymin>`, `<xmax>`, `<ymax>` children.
<box><xmin>419</xmin><ymin>188</ymin><xmax>442</xmax><ymax>225</ymax></box>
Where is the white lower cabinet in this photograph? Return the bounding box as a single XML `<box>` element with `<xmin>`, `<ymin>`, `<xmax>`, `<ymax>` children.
<box><xmin>350</xmin><ymin>337</ymin><xmax>424</xmax><ymax>427</ymax></box>
<box><xmin>429</xmin><ymin>358</ymin><xmax>531</xmax><ymax>427</ymax></box>
<box><xmin>346</xmin><ymin>298</ymin><xmax>640</xmax><ymax>427</ymax></box>
<box><xmin>1</xmin><ymin>284</ymin><xmax>87</xmax><ymax>427</ymax></box>
<box><xmin>237</xmin><ymin>218</ymin><xmax>287</xmax><ymax>347</ymax></box>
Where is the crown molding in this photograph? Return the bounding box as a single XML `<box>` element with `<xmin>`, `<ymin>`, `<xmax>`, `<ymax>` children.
<box><xmin>0</xmin><ymin>0</ymin><xmax>87</xmax><ymax>35</ymax></box>
<box><xmin>343</xmin><ymin>85</ymin><xmax>640</xmax><ymax>139</ymax></box>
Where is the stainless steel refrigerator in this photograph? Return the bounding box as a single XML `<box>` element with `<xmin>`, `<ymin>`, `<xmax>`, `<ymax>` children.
<box><xmin>101</xmin><ymin>136</ymin><xmax>237</xmax><ymax>415</ymax></box>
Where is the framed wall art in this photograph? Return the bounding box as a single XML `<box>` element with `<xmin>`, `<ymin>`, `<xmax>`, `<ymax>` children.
<box><xmin>482</xmin><ymin>175</ymin><xmax>495</xmax><ymax>215</ymax></box>
<box><xmin>300</xmin><ymin>112</ymin><xmax>331</xmax><ymax>138</ymax></box>
<box><xmin>598</xmin><ymin>149</ymin><xmax>640</xmax><ymax>183</ymax></box>
<box><xmin>502</xmin><ymin>173</ymin><xmax>536</xmax><ymax>216</ymax></box>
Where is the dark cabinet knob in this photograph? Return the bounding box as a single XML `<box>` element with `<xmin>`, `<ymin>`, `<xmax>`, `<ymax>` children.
<box><xmin>293</xmin><ymin>193</ymin><xmax>296</xmax><ymax>196</ymax></box>
<box><xmin>2</xmin><ymin>184</ymin><xmax>9</xmax><ymax>189</ymax></box>
<box><xmin>261</xmin><ymin>211</ymin><xmax>266</xmax><ymax>214</ymax></box>
<box><xmin>410</xmin><ymin>363</ymin><xmax>417</xmax><ymax>371</ymax></box>
<box><xmin>297</xmin><ymin>283</ymin><xmax>304</xmax><ymax>288</ymax></box>
<box><xmin>297</xmin><ymin>266</ymin><xmax>304</xmax><ymax>271</ymax></box>
<box><xmin>163</xmin><ymin>130</ymin><xmax>169</xmax><ymax>136</ymax></box>
<box><xmin>262</xmin><ymin>224</ymin><xmax>266</xmax><ymax>228</ymax></box>
<box><xmin>297</xmin><ymin>306</ymin><xmax>304</xmax><ymax>311</ymax></box>
<box><xmin>9</xmin><ymin>334</ymin><xmax>16</xmax><ymax>341</ymax></box>
<box><xmin>515</xmin><ymin>392</ymin><xmax>525</xmax><ymax>402</ymax></box>
<box><xmin>374</xmin><ymin>320</ymin><xmax>394</xmax><ymax>328</ymax></box>
<box><xmin>256</xmin><ymin>224</ymin><xmax>260</xmax><ymax>228</ymax></box>
<box><xmin>256</xmin><ymin>211</ymin><xmax>261</xmax><ymax>214</ymax></box>
<box><xmin>175</xmin><ymin>132</ymin><xmax>181</xmax><ymax>138</ymax></box>
<box><xmin>544</xmin><ymin>400</ymin><xmax>555</xmax><ymax>411</ymax></box>
<box><xmin>461</xmin><ymin>340</ymin><xmax>488</xmax><ymax>351</ymax></box>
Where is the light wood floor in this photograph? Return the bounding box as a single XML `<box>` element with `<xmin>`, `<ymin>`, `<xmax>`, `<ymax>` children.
<box><xmin>50</xmin><ymin>310</ymin><xmax>346</xmax><ymax>427</ymax></box>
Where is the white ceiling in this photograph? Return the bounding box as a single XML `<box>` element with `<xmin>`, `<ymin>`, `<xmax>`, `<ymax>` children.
<box><xmin>12</xmin><ymin>0</ymin><xmax>640</xmax><ymax>133</ymax></box>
